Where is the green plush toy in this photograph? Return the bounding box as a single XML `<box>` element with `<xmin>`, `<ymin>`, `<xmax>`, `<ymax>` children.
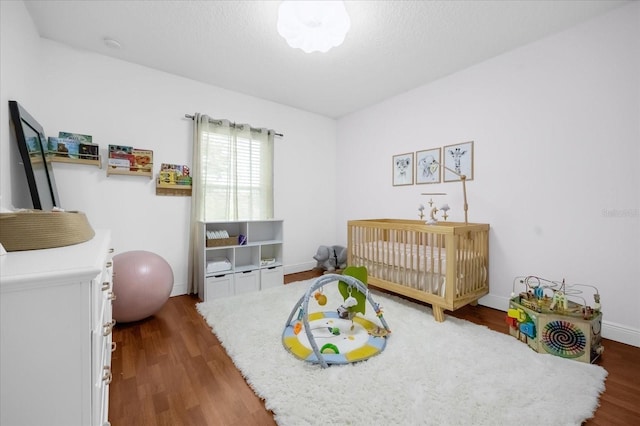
<box><xmin>338</xmin><ymin>266</ymin><xmax>368</xmax><ymax>315</ymax></box>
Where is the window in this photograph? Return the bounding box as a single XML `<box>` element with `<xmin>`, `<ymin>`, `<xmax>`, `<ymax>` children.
<box><xmin>198</xmin><ymin>121</ymin><xmax>274</xmax><ymax>221</ymax></box>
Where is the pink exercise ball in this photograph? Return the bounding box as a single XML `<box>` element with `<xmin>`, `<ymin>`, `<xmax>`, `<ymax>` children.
<box><xmin>112</xmin><ymin>250</ymin><xmax>174</xmax><ymax>323</ymax></box>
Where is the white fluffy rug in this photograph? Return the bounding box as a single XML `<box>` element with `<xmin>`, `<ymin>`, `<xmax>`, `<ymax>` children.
<box><xmin>196</xmin><ymin>278</ymin><xmax>607</xmax><ymax>426</ymax></box>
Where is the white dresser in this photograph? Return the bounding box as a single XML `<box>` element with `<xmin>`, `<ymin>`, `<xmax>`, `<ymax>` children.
<box><xmin>0</xmin><ymin>230</ymin><xmax>115</xmax><ymax>426</ymax></box>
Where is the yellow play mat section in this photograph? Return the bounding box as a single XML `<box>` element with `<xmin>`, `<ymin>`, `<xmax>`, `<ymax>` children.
<box><xmin>282</xmin><ymin>272</ymin><xmax>391</xmax><ymax>368</ymax></box>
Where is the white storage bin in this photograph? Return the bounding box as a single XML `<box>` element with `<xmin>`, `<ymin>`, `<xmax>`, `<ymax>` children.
<box><xmin>260</xmin><ymin>266</ymin><xmax>284</xmax><ymax>290</ymax></box>
<box><xmin>205</xmin><ymin>274</ymin><xmax>234</xmax><ymax>300</ymax></box>
<box><xmin>235</xmin><ymin>270</ymin><xmax>259</xmax><ymax>294</ymax></box>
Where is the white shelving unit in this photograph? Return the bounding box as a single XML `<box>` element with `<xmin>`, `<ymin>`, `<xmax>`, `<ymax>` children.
<box><xmin>197</xmin><ymin>220</ymin><xmax>284</xmax><ymax>301</ymax></box>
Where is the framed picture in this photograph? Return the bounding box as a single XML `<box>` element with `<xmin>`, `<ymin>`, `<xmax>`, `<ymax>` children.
<box><xmin>443</xmin><ymin>141</ymin><xmax>474</xmax><ymax>182</ymax></box>
<box><xmin>392</xmin><ymin>152</ymin><xmax>414</xmax><ymax>186</ymax></box>
<box><xmin>415</xmin><ymin>148</ymin><xmax>441</xmax><ymax>184</ymax></box>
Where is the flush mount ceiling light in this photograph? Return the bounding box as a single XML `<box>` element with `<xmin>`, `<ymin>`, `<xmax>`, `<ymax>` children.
<box><xmin>277</xmin><ymin>0</ymin><xmax>351</xmax><ymax>53</ymax></box>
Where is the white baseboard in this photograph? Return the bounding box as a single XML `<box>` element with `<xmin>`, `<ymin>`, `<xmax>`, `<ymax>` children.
<box><xmin>600</xmin><ymin>320</ymin><xmax>640</xmax><ymax>347</ymax></box>
<box><xmin>284</xmin><ymin>261</ymin><xmax>317</xmax><ymax>275</ymax></box>
<box><xmin>478</xmin><ymin>294</ymin><xmax>640</xmax><ymax>348</ymax></box>
<box><xmin>170</xmin><ymin>282</ymin><xmax>188</xmax><ymax>297</ymax></box>
<box><xmin>477</xmin><ymin>293</ymin><xmax>508</xmax><ymax>312</ymax></box>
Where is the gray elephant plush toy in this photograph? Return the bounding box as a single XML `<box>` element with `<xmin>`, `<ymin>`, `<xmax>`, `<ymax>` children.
<box><xmin>313</xmin><ymin>245</ymin><xmax>347</xmax><ymax>271</ymax></box>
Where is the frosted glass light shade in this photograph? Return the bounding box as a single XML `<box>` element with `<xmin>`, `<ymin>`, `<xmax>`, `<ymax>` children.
<box><xmin>277</xmin><ymin>1</ymin><xmax>351</xmax><ymax>53</ymax></box>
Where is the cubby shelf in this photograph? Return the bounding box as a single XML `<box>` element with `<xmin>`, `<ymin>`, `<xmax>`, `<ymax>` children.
<box><xmin>197</xmin><ymin>220</ymin><xmax>284</xmax><ymax>301</ymax></box>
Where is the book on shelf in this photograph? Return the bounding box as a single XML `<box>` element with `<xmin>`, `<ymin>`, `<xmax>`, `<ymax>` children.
<box><xmin>108</xmin><ymin>158</ymin><xmax>130</xmax><ymax>170</ymax></box>
<box><xmin>131</xmin><ymin>149</ymin><xmax>153</xmax><ymax>173</ymax></box>
<box><xmin>59</xmin><ymin>131</ymin><xmax>92</xmax><ymax>145</ymax></box>
<box><xmin>159</xmin><ymin>170</ymin><xmax>176</xmax><ymax>184</ymax></box>
<box><xmin>158</xmin><ymin>163</ymin><xmax>191</xmax><ymax>185</ymax></box>
<box><xmin>79</xmin><ymin>142</ymin><xmax>99</xmax><ymax>160</ymax></box>
<box><xmin>108</xmin><ymin>144</ymin><xmax>135</xmax><ymax>169</ymax></box>
<box><xmin>48</xmin><ymin>137</ymin><xmax>79</xmax><ymax>158</ymax></box>
<box><xmin>176</xmin><ymin>175</ymin><xmax>192</xmax><ymax>185</ymax></box>
<box><xmin>108</xmin><ymin>144</ymin><xmax>133</xmax><ymax>155</ymax></box>
<box><xmin>108</xmin><ymin>145</ymin><xmax>152</xmax><ymax>173</ymax></box>
<box><xmin>160</xmin><ymin>163</ymin><xmax>190</xmax><ymax>176</ymax></box>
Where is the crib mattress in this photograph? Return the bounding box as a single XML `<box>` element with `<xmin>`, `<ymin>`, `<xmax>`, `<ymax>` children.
<box><xmin>352</xmin><ymin>241</ymin><xmax>480</xmax><ymax>273</ymax></box>
<box><xmin>352</xmin><ymin>240</ymin><xmax>485</xmax><ymax>295</ymax></box>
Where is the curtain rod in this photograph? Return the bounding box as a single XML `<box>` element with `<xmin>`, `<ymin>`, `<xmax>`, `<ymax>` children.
<box><xmin>184</xmin><ymin>114</ymin><xmax>283</xmax><ymax>137</ymax></box>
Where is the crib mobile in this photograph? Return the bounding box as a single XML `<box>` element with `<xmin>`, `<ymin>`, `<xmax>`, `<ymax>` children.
<box><xmin>282</xmin><ymin>274</ymin><xmax>391</xmax><ymax>368</ymax></box>
<box><xmin>506</xmin><ymin>275</ymin><xmax>604</xmax><ymax>363</ymax></box>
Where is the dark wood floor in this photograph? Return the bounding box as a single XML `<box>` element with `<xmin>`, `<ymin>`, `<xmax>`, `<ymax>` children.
<box><xmin>109</xmin><ymin>270</ymin><xmax>640</xmax><ymax>426</ymax></box>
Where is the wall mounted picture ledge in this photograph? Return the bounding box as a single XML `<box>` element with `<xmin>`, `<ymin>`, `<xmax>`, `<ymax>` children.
<box><xmin>392</xmin><ymin>152</ymin><xmax>414</xmax><ymax>186</ymax></box>
<box><xmin>416</xmin><ymin>148</ymin><xmax>441</xmax><ymax>184</ymax></box>
<box><xmin>443</xmin><ymin>141</ymin><xmax>474</xmax><ymax>182</ymax></box>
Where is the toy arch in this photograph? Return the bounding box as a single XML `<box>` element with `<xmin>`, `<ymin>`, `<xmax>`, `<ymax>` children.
<box><xmin>282</xmin><ymin>274</ymin><xmax>391</xmax><ymax>368</ymax></box>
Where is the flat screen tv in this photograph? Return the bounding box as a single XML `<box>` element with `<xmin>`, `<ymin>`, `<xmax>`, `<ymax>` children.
<box><xmin>9</xmin><ymin>100</ymin><xmax>61</xmax><ymax>210</ymax></box>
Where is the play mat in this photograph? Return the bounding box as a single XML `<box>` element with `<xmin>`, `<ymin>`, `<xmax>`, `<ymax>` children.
<box><xmin>282</xmin><ymin>273</ymin><xmax>391</xmax><ymax>368</ymax></box>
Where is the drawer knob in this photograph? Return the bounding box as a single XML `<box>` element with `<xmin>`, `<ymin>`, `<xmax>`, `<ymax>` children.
<box><xmin>101</xmin><ymin>282</ymin><xmax>111</xmax><ymax>291</ymax></box>
<box><xmin>111</xmin><ymin>342</ymin><xmax>117</xmax><ymax>353</ymax></box>
<box><xmin>108</xmin><ymin>291</ymin><xmax>117</xmax><ymax>301</ymax></box>
<box><xmin>103</xmin><ymin>319</ymin><xmax>116</xmax><ymax>336</ymax></box>
<box><xmin>102</xmin><ymin>366</ymin><xmax>112</xmax><ymax>384</ymax></box>
<box><xmin>106</xmin><ymin>261</ymin><xmax>113</xmax><ymax>268</ymax></box>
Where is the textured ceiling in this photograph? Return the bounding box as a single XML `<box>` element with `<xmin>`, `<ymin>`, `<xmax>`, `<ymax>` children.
<box><xmin>24</xmin><ymin>0</ymin><xmax>629</xmax><ymax>118</ymax></box>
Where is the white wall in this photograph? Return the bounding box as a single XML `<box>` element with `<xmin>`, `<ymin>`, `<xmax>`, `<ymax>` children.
<box><xmin>0</xmin><ymin>0</ymin><xmax>43</xmax><ymax>211</ymax></box>
<box><xmin>336</xmin><ymin>2</ymin><xmax>640</xmax><ymax>346</ymax></box>
<box><xmin>1</xmin><ymin>1</ymin><xmax>337</xmax><ymax>295</ymax></box>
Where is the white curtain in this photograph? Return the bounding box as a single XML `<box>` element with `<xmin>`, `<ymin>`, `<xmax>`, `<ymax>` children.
<box><xmin>187</xmin><ymin>114</ymin><xmax>275</xmax><ymax>294</ymax></box>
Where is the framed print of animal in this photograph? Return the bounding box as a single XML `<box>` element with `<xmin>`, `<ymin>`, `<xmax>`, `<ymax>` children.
<box><xmin>416</xmin><ymin>148</ymin><xmax>441</xmax><ymax>184</ymax></box>
<box><xmin>443</xmin><ymin>141</ymin><xmax>474</xmax><ymax>182</ymax></box>
<box><xmin>392</xmin><ymin>152</ymin><xmax>414</xmax><ymax>186</ymax></box>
